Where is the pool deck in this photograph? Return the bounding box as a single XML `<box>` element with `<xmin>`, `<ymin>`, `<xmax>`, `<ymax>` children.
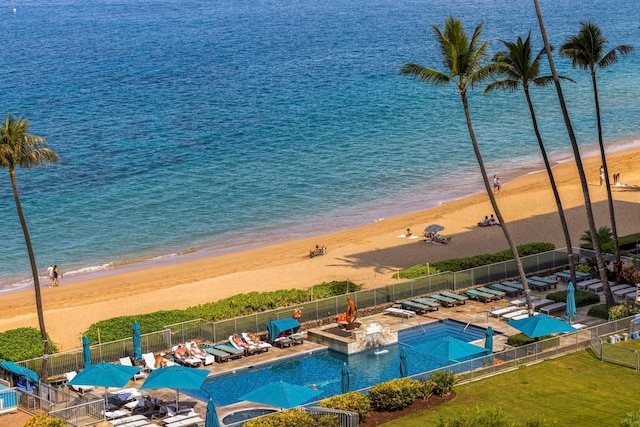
<box><xmin>67</xmin><ymin>281</ymin><xmax>605</xmax><ymax>425</ymax></box>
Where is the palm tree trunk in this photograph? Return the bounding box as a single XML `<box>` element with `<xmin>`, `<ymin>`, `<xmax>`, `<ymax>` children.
<box><xmin>460</xmin><ymin>89</ymin><xmax>534</xmax><ymax>315</ymax></box>
<box><xmin>524</xmin><ymin>89</ymin><xmax>578</xmax><ymax>285</ymax></box>
<box><xmin>591</xmin><ymin>70</ymin><xmax>621</xmax><ymax>277</ymax></box>
<box><xmin>10</xmin><ymin>169</ymin><xmax>49</xmax><ymax>381</ymax></box>
<box><xmin>533</xmin><ymin>0</ymin><xmax>615</xmax><ymax>307</ymax></box>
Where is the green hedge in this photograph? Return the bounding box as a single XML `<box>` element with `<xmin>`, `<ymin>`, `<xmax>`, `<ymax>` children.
<box><xmin>0</xmin><ymin>328</ymin><xmax>59</xmax><ymax>362</ymax></box>
<box><xmin>367</xmin><ymin>377</ymin><xmax>426</xmax><ymax>411</ymax></box>
<box><xmin>84</xmin><ymin>281</ymin><xmax>360</xmax><ymax>344</ymax></box>
<box><xmin>243</xmin><ymin>409</ymin><xmax>315</xmax><ymax>427</ymax></box>
<box><xmin>587</xmin><ymin>304</ymin><xmax>609</xmax><ymax>320</ymax></box>
<box><xmin>546</xmin><ymin>289</ymin><xmax>600</xmax><ymax>307</ymax></box>
<box><xmin>319</xmin><ymin>391</ymin><xmax>371</xmax><ymax>420</ymax></box>
<box><xmin>398</xmin><ymin>242</ymin><xmax>555</xmax><ymax>279</ymax></box>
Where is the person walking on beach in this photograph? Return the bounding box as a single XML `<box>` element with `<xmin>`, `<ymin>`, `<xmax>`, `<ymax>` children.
<box><xmin>493</xmin><ymin>176</ymin><xmax>501</xmax><ymax>194</ymax></box>
<box><xmin>599</xmin><ymin>166</ymin><xmax>605</xmax><ymax>186</ymax></box>
<box><xmin>47</xmin><ymin>264</ymin><xmax>54</xmax><ymax>288</ymax></box>
<box><xmin>52</xmin><ymin>265</ymin><xmax>62</xmax><ymax>287</ymax></box>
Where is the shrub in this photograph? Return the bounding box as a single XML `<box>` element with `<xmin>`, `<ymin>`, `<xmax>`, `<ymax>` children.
<box><xmin>319</xmin><ymin>391</ymin><xmax>371</xmax><ymax>420</ymax></box>
<box><xmin>83</xmin><ymin>281</ymin><xmax>361</xmax><ymax>343</ymax></box>
<box><xmin>315</xmin><ymin>414</ymin><xmax>341</xmax><ymax>427</ymax></box>
<box><xmin>367</xmin><ymin>377</ymin><xmax>424</xmax><ymax>411</ymax></box>
<box><xmin>588</xmin><ymin>303</ymin><xmax>610</xmax><ymax>320</ymax></box>
<box><xmin>22</xmin><ymin>414</ymin><xmax>70</xmax><ymax>427</ymax></box>
<box><xmin>609</xmin><ymin>303</ymin><xmax>640</xmax><ymax>321</ymax></box>
<box><xmin>507</xmin><ymin>333</ymin><xmax>550</xmax><ymax>347</ymax></box>
<box><xmin>397</xmin><ymin>243</ymin><xmax>555</xmax><ymax>279</ymax></box>
<box><xmin>621</xmin><ymin>409</ymin><xmax>640</xmax><ymax>427</ymax></box>
<box><xmin>575</xmin><ymin>264</ymin><xmax>594</xmax><ymax>275</ymax></box>
<box><xmin>620</xmin><ymin>266</ymin><xmax>640</xmax><ymax>286</ymax></box>
<box><xmin>430</xmin><ymin>370</ymin><xmax>458</xmax><ymax>396</ymax></box>
<box><xmin>0</xmin><ymin>328</ymin><xmax>59</xmax><ymax>361</ymax></box>
<box><xmin>436</xmin><ymin>406</ymin><xmax>513</xmax><ymax>427</ymax></box>
<box><xmin>546</xmin><ymin>289</ymin><xmax>599</xmax><ymax>307</ymax></box>
<box><xmin>243</xmin><ymin>409</ymin><xmax>314</xmax><ymax>427</ymax></box>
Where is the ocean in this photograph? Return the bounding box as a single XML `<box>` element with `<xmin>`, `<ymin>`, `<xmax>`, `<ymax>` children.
<box><xmin>1</xmin><ymin>0</ymin><xmax>639</xmax><ymax>290</ymax></box>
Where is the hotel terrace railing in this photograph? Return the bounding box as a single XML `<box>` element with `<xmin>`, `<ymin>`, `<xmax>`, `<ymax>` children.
<box><xmin>15</xmin><ymin>247</ymin><xmax>640</xmax><ymax>380</ymax></box>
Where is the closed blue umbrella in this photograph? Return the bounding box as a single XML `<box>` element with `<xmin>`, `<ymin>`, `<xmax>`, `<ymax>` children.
<box><xmin>565</xmin><ymin>282</ymin><xmax>577</xmax><ymax>323</ymax></box>
<box><xmin>240</xmin><ymin>381</ymin><xmax>323</xmax><ymax>409</ymax></box>
<box><xmin>399</xmin><ymin>347</ymin><xmax>408</xmax><ymax>377</ymax></box>
<box><xmin>341</xmin><ymin>362</ymin><xmax>350</xmax><ymax>394</ymax></box>
<box><xmin>205</xmin><ymin>398</ymin><xmax>221</xmax><ymax>427</ymax></box>
<box><xmin>484</xmin><ymin>326</ymin><xmax>493</xmax><ymax>352</ymax></box>
<box><xmin>132</xmin><ymin>321</ymin><xmax>142</xmax><ymax>361</ymax></box>
<box><xmin>82</xmin><ymin>335</ymin><xmax>91</xmax><ymax>367</ymax></box>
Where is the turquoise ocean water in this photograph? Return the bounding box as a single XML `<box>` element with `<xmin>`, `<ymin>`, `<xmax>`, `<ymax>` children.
<box><xmin>1</xmin><ymin>0</ymin><xmax>639</xmax><ymax>290</ymax></box>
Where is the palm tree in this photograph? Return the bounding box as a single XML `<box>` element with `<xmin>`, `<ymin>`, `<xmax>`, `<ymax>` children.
<box><xmin>532</xmin><ymin>2</ymin><xmax>615</xmax><ymax>307</ymax></box>
<box><xmin>559</xmin><ymin>22</ymin><xmax>634</xmax><ymax>279</ymax></box>
<box><xmin>0</xmin><ymin>114</ymin><xmax>59</xmax><ymax>381</ymax></box>
<box><xmin>580</xmin><ymin>226</ymin><xmax>613</xmax><ymax>249</ymax></box>
<box><xmin>400</xmin><ymin>17</ymin><xmax>534</xmax><ymax>314</ymax></box>
<box><xmin>484</xmin><ymin>33</ymin><xmax>579</xmax><ymax>286</ymax></box>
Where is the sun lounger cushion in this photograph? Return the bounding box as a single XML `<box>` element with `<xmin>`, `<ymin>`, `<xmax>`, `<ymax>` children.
<box><xmin>384</xmin><ymin>307</ymin><xmax>416</xmax><ymax>318</ymax></box>
<box><xmin>490</xmin><ymin>306</ymin><xmax>519</xmax><ymax>318</ymax></box>
<box><xmin>540</xmin><ymin>302</ymin><xmax>566</xmax><ymax>314</ymax></box>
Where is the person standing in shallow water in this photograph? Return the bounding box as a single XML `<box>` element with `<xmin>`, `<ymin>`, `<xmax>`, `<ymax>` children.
<box><xmin>600</xmin><ymin>166</ymin><xmax>605</xmax><ymax>186</ymax></box>
<box><xmin>52</xmin><ymin>265</ymin><xmax>62</xmax><ymax>287</ymax></box>
<box><xmin>47</xmin><ymin>264</ymin><xmax>54</xmax><ymax>288</ymax></box>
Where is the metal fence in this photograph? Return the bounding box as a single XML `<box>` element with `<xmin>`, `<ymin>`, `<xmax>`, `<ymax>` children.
<box><xmin>17</xmin><ymin>248</ymin><xmax>575</xmax><ymax>379</ymax></box>
<box><xmin>49</xmin><ymin>399</ymin><xmax>104</xmax><ymax>427</ymax></box>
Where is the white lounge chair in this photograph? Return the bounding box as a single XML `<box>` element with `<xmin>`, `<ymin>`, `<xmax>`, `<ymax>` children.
<box><xmin>142</xmin><ymin>352</ymin><xmax>176</xmax><ymax>371</ymax></box>
<box><xmin>384</xmin><ymin>307</ymin><xmax>416</xmax><ymax>319</ymax></box>
<box><xmin>65</xmin><ymin>371</ymin><xmax>95</xmax><ymax>395</ymax></box>
<box><xmin>490</xmin><ymin>306</ymin><xmax>519</xmax><ymax>318</ymax></box>
<box><xmin>119</xmin><ymin>357</ymin><xmax>146</xmax><ymax>382</ymax></box>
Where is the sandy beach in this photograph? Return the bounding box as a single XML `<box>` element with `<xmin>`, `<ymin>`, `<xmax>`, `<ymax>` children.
<box><xmin>1</xmin><ymin>148</ymin><xmax>639</xmax><ymax>352</ymax></box>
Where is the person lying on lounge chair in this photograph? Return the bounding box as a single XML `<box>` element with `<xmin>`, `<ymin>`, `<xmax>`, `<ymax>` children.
<box><xmin>185</xmin><ymin>341</ymin><xmax>209</xmax><ymax>359</ymax></box>
<box><xmin>232</xmin><ymin>333</ymin><xmax>252</xmax><ymax>348</ymax></box>
<box><xmin>154</xmin><ymin>352</ymin><xmax>168</xmax><ymax>369</ymax></box>
<box><xmin>243</xmin><ymin>332</ymin><xmax>272</xmax><ymax>348</ymax></box>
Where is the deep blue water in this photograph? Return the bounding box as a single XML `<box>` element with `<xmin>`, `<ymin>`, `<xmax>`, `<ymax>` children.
<box><xmin>1</xmin><ymin>0</ymin><xmax>640</xmax><ymax>289</ymax></box>
<box><xmin>194</xmin><ymin>319</ymin><xmax>489</xmax><ymax>407</ymax></box>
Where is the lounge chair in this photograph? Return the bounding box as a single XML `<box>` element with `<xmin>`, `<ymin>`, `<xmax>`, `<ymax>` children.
<box><xmin>142</xmin><ymin>352</ymin><xmax>176</xmax><ymax>371</ymax></box>
<box><xmin>119</xmin><ymin>357</ymin><xmax>146</xmax><ymax>382</ymax></box>
<box><xmin>212</xmin><ymin>344</ymin><xmax>245</xmax><ymax>358</ymax></box>
<box><xmin>229</xmin><ymin>334</ymin><xmax>262</xmax><ymax>355</ymax></box>
<box><xmin>184</xmin><ymin>341</ymin><xmax>216</xmax><ymax>365</ymax></box>
<box><xmin>439</xmin><ymin>291</ymin><xmax>468</xmax><ymax>303</ymax></box>
<box><xmin>202</xmin><ymin>347</ymin><xmax>233</xmax><ymax>363</ymax></box>
<box><xmin>501</xmin><ymin>281</ymin><xmax>524</xmax><ymax>291</ymax></box>
<box><xmin>411</xmin><ymin>298</ymin><xmax>441</xmax><ymax>310</ymax></box>
<box><xmin>65</xmin><ymin>371</ymin><xmax>94</xmax><ymax>395</ymax></box>
<box><xmin>529</xmin><ymin>276</ymin><xmax>558</xmax><ymax>287</ymax></box>
<box><xmin>501</xmin><ymin>309</ymin><xmax>529</xmax><ymax>320</ymax></box>
<box><xmin>272</xmin><ymin>336</ymin><xmax>293</xmax><ymax>348</ymax></box>
<box><xmin>104</xmin><ymin>408</ymin><xmax>132</xmax><ymax>420</ymax></box>
<box><xmin>465</xmin><ymin>289</ymin><xmax>499</xmax><ymax>303</ymax></box>
<box><xmin>576</xmin><ymin>278</ymin><xmax>600</xmax><ymax>290</ymax></box>
<box><xmin>489</xmin><ymin>283</ymin><xmax>522</xmax><ymax>297</ymax></box>
<box><xmin>384</xmin><ymin>307</ymin><xmax>416</xmax><ymax>319</ymax></box>
<box><xmin>511</xmin><ymin>312</ymin><xmax>540</xmax><ymax>321</ymax></box>
<box><xmin>586</xmin><ymin>282</ymin><xmax>605</xmax><ymax>293</ymax></box>
<box><xmin>427</xmin><ymin>294</ymin><xmax>459</xmax><ymax>307</ymax></box>
<box><xmin>509</xmin><ymin>295</ymin><xmax>540</xmax><ymax>306</ymax></box>
<box><xmin>476</xmin><ymin>286</ymin><xmax>505</xmax><ymax>298</ymax></box>
<box><xmin>539</xmin><ymin>302</ymin><xmax>566</xmax><ymax>315</ymax></box>
<box><xmin>531</xmin><ymin>298</ymin><xmax>554</xmax><ymax>309</ymax></box>
<box><xmin>242</xmin><ymin>333</ymin><xmax>273</xmax><ymax>350</ymax></box>
<box><xmin>171</xmin><ymin>345</ymin><xmax>202</xmax><ymax>367</ymax></box>
<box><xmin>110</xmin><ymin>415</ymin><xmax>150</xmax><ymax>426</ymax></box>
<box><xmin>490</xmin><ymin>305</ymin><xmax>519</xmax><ymax>318</ymax></box>
<box><xmin>400</xmin><ymin>300</ymin><xmax>437</xmax><ymax>314</ymax></box>
<box><xmin>610</xmin><ymin>284</ymin><xmax>634</xmax><ymax>296</ymax></box>
<box><xmin>526</xmin><ymin>279</ymin><xmax>551</xmax><ymax>292</ymax></box>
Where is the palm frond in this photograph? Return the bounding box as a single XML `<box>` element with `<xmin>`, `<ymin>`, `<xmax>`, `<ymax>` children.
<box><xmin>399</xmin><ymin>63</ymin><xmax>450</xmax><ymax>86</ymax></box>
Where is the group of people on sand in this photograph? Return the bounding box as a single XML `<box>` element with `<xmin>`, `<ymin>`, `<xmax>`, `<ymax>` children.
<box><xmin>309</xmin><ymin>244</ymin><xmax>327</xmax><ymax>258</ymax></box>
<box><xmin>478</xmin><ymin>215</ymin><xmax>500</xmax><ymax>227</ymax></box>
<box><xmin>46</xmin><ymin>264</ymin><xmax>63</xmax><ymax>288</ymax></box>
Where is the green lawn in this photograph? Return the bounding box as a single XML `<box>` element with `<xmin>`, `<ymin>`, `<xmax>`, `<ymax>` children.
<box><xmin>384</xmin><ymin>347</ymin><xmax>640</xmax><ymax>426</ymax></box>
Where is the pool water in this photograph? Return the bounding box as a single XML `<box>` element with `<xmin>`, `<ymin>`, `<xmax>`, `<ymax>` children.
<box><xmin>195</xmin><ymin>319</ymin><xmax>490</xmax><ymax>407</ymax></box>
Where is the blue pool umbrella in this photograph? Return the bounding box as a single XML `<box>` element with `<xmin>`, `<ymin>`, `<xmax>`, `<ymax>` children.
<box><xmin>508</xmin><ymin>313</ymin><xmax>577</xmax><ymax>338</ymax></box>
<box><xmin>423</xmin><ymin>336</ymin><xmax>488</xmax><ymax>364</ymax></box>
<box><xmin>399</xmin><ymin>347</ymin><xmax>408</xmax><ymax>377</ymax></box>
<box><xmin>69</xmin><ymin>361</ymin><xmax>141</xmax><ymax>389</ymax></box>
<box><xmin>484</xmin><ymin>326</ymin><xmax>493</xmax><ymax>352</ymax></box>
<box><xmin>82</xmin><ymin>335</ymin><xmax>91</xmax><ymax>367</ymax></box>
<box><xmin>205</xmin><ymin>398</ymin><xmax>221</xmax><ymax>427</ymax></box>
<box><xmin>132</xmin><ymin>321</ymin><xmax>142</xmax><ymax>361</ymax></box>
<box><xmin>565</xmin><ymin>282</ymin><xmax>577</xmax><ymax>323</ymax></box>
<box><xmin>141</xmin><ymin>365</ymin><xmax>209</xmax><ymax>407</ymax></box>
<box><xmin>341</xmin><ymin>362</ymin><xmax>350</xmax><ymax>394</ymax></box>
<box><xmin>240</xmin><ymin>381</ymin><xmax>323</xmax><ymax>409</ymax></box>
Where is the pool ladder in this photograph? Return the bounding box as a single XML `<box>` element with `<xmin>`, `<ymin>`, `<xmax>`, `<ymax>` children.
<box><xmin>463</xmin><ymin>310</ymin><xmax>490</xmax><ymax>333</ymax></box>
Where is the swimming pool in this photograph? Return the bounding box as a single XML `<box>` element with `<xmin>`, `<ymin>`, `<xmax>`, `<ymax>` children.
<box><xmin>194</xmin><ymin>319</ymin><xmax>490</xmax><ymax>407</ymax></box>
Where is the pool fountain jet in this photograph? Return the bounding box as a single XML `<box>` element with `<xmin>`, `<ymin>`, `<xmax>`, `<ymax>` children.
<box><xmin>365</xmin><ymin>321</ymin><xmax>383</xmax><ymax>348</ymax></box>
